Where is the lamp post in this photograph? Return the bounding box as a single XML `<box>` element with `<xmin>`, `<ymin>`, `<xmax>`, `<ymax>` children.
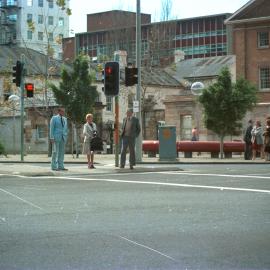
<box><xmin>8</xmin><ymin>94</ymin><xmax>20</xmax><ymax>155</ymax></box>
<box><xmin>190</xmin><ymin>82</ymin><xmax>204</xmax><ymax>139</ymax></box>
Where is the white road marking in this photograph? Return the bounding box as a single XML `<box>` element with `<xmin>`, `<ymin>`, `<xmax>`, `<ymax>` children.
<box><xmin>0</xmin><ymin>187</ymin><xmax>43</xmax><ymax>211</ymax></box>
<box><xmin>2</xmin><ymin>173</ymin><xmax>270</xmax><ymax>194</ymax></box>
<box><xmin>158</xmin><ymin>171</ymin><xmax>270</xmax><ymax>180</ymax></box>
<box><xmin>34</xmin><ymin>175</ymin><xmax>270</xmax><ymax>194</ymax></box>
<box><xmin>115</xmin><ymin>235</ymin><xmax>178</xmax><ymax>262</ymax></box>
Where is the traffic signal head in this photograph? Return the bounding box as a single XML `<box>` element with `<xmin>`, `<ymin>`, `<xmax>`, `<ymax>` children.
<box><xmin>125</xmin><ymin>67</ymin><xmax>138</xmax><ymax>87</ymax></box>
<box><xmin>25</xmin><ymin>83</ymin><xmax>34</xmax><ymax>98</ymax></box>
<box><xmin>104</xmin><ymin>61</ymin><xmax>119</xmax><ymax>96</ymax></box>
<box><xmin>12</xmin><ymin>61</ymin><xmax>23</xmax><ymax>87</ymax></box>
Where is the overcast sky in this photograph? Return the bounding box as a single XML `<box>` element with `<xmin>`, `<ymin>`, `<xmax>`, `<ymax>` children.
<box><xmin>69</xmin><ymin>0</ymin><xmax>249</xmax><ymax>35</ymax></box>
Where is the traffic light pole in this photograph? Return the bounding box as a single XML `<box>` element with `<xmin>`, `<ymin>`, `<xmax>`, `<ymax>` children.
<box><xmin>20</xmin><ymin>55</ymin><xmax>25</xmax><ymax>161</ymax></box>
<box><xmin>136</xmin><ymin>0</ymin><xmax>142</xmax><ymax>162</ymax></box>
<box><xmin>114</xmin><ymin>96</ymin><xmax>119</xmax><ymax>167</ymax></box>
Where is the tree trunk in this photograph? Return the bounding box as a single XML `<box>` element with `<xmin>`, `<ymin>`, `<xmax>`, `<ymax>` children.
<box><xmin>74</xmin><ymin>124</ymin><xmax>79</xmax><ymax>158</ymax></box>
<box><xmin>220</xmin><ymin>135</ymin><xmax>224</xmax><ymax>159</ymax></box>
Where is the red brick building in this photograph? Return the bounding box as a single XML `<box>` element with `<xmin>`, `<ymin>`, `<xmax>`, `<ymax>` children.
<box><xmin>225</xmin><ymin>0</ymin><xmax>270</xmax><ymax>119</ymax></box>
<box><xmin>63</xmin><ymin>11</ymin><xmax>231</xmax><ymax>66</ymax></box>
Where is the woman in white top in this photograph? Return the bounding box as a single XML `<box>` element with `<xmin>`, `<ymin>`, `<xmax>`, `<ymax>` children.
<box><xmin>82</xmin><ymin>113</ymin><xmax>97</xmax><ymax>168</ymax></box>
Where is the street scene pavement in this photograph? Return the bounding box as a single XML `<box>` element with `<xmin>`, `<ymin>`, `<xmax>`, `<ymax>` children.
<box><xmin>0</xmin><ymin>153</ymin><xmax>268</xmax><ymax>176</ymax></box>
<box><xmin>0</xmin><ymin>155</ymin><xmax>270</xmax><ymax>270</ymax></box>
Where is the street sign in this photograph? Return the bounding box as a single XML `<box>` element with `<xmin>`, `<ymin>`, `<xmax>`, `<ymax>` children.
<box><xmin>133</xmin><ymin>100</ymin><xmax>139</xmax><ymax>112</ymax></box>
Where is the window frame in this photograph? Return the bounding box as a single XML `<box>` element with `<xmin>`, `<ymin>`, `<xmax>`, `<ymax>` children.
<box><xmin>106</xmin><ymin>96</ymin><xmax>113</xmax><ymax>112</ymax></box>
<box><xmin>38</xmin><ymin>15</ymin><xmax>43</xmax><ymax>24</ymax></box>
<box><xmin>48</xmin><ymin>16</ymin><xmax>54</xmax><ymax>26</ymax></box>
<box><xmin>38</xmin><ymin>0</ymin><xmax>43</xmax><ymax>7</ymax></box>
<box><xmin>48</xmin><ymin>0</ymin><xmax>53</xmax><ymax>8</ymax></box>
<box><xmin>27</xmin><ymin>30</ymin><xmax>33</xmax><ymax>40</ymax></box>
<box><xmin>27</xmin><ymin>0</ymin><xmax>33</xmax><ymax>6</ymax></box>
<box><xmin>257</xmin><ymin>31</ymin><xmax>269</xmax><ymax>48</ymax></box>
<box><xmin>259</xmin><ymin>66</ymin><xmax>270</xmax><ymax>90</ymax></box>
<box><xmin>38</xmin><ymin>31</ymin><xmax>43</xmax><ymax>41</ymax></box>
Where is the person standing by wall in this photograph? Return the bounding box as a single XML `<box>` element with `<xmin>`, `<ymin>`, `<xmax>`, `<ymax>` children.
<box><xmin>251</xmin><ymin>120</ymin><xmax>264</xmax><ymax>160</ymax></box>
<box><xmin>82</xmin><ymin>113</ymin><xmax>97</xmax><ymax>169</ymax></box>
<box><xmin>263</xmin><ymin>118</ymin><xmax>270</xmax><ymax>161</ymax></box>
<box><xmin>191</xmin><ymin>127</ymin><xmax>201</xmax><ymax>156</ymax></box>
<box><xmin>50</xmin><ymin>107</ymin><xmax>68</xmax><ymax>171</ymax></box>
<box><xmin>244</xmin><ymin>120</ymin><xmax>253</xmax><ymax>160</ymax></box>
<box><xmin>120</xmin><ymin>109</ymin><xmax>141</xmax><ymax>169</ymax></box>
<box><xmin>191</xmin><ymin>127</ymin><xmax>199</xmax><ymax>141</ymax></box>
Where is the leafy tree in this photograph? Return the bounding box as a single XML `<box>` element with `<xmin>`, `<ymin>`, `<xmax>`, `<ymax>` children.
<box><xmin>50</xmin><ymin>54</ymin><xmax>98</xmax><ymax>155</ymax></box>
<box><xmin>199</xmin><ymin>67</ymin><xmax>257</xmax><ymax>158</ymax></box>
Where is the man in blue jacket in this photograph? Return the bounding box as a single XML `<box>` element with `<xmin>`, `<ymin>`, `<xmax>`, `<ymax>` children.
<box><xmin>50</xmin><ymin>107</ymin><xmax>68</xmax><ymax>171</ymax></box>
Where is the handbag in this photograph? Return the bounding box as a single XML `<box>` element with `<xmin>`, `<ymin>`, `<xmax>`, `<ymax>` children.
<box><xmin>90</xmin><ymin>136</ymin><xmax>103</xmax><ymax>151</ymax></box>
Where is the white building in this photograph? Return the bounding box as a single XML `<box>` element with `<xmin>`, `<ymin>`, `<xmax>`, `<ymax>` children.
<box><xmin>0</xmin><ymin>0</ymin><xmax>70</xmax><ymax>59</ymax></box>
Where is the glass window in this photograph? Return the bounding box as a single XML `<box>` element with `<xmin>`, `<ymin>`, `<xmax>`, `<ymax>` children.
<box><xmin>36</xmin><ymin>125</ymin><xmax>46</xmax><ymax>139</ymax></box>
<box><xmin>38</xmin><ymin>0</ymin><xmax>43</xmax><ymax>7</ymax></box>
<box><xmin>58</xmin><ymin>17</ymin><xmax>64</xmax><ymax>26</ymax></box>
<box><xmin>38</xmin><ymin>32</ymin><xmax>43</xmax><ymax>41</ymax></box>
<box><xmin>180</xmin><ymin>115</ymin><xmax>192</xmax><ymax>140</ymax></box>
<box><xmin>48</xmin><ymin>0</ymin><xmax>53</xmax><ymax>8</ymax></box>
<box><xmin>48</xmin><ymin>16</ymin><xmax>53</xmax><ymax>25</ymax></box>
<box><xmin>7</xmin><ymin>14</ymin><xmax>17</xmax><ymax>21</ymax></box>
<box><xmin>27</xmin><ymin>0</ymin><xmax>33</xmax><ymax>6</ymax></box>
<box><xmin>27</xmin><ymin>13</ymin><xmax>32</xmax><ymax>23</ymax></box>
<box><xmin>258</xmin><ymin>32</ymin><xmax>269</xmax><ymax>48</ymax></box>
<box><xmin>48</xmin><ymin>32</ymin><xmax>53</xmax><ymax>42</ymax></box>
<box><xmin>260</xmin><ymin>67</ymin><xmax>270</xmax><ymax>89</ymax></box>
<box><xmin>38</xmin><ymin>15</ymin><xmax>43</xmax><ymax>24</ymax></box>
<box><xmin>27</xmin><ymin>30</ymin><xmax>32</xmax><ymax>40</ymax></box>
<box><xmin>106</xmin><ymin>96</ymin><xmax>113</xmax><ymax>112</ymax></box>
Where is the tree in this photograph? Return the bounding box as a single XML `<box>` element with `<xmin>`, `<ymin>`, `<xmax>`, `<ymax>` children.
<box><xmin>50</xmin><ymin>54</ymin><xmax>98</xmax><ymax>156</ymax></box>
<box><xmin>198</xmin><ymin>67</ymin><xmax>257</xmax><ymax>158</ymax></box>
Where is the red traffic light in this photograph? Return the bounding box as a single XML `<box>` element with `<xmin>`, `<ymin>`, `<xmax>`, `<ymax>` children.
<box><xmin>105</xmin><ymin>66</ymin><xmax>113</xmax><ymax>75</ymax></box>
<box><xmin>104</xmin><ymin>62</ymin><xmax>119</xmax><ymax>96</ymax></box>
<box><xmin>25</xmin><ymin>83</ymin><xmax>34</xmax><ymax>97</ymax></box>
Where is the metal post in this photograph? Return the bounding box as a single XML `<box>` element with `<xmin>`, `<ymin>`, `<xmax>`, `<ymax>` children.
<box><xmin>13</xmin><ymin>107</ymin><xmax>16</xmax><ymax>155</ymax></box>
<box><xmin>136</xmin><ymin>0</ymin><xmax>142</xmax><ymax>162</ymax></box>
<box><xmin>114</xmin><ymin>96</ymin><xmax>119</xmax><ymax>167</ymax></box>
<box><xmin>20</xmin><ymin>55</ymin><xmax>25</xmax><ymax>162</ymax></box>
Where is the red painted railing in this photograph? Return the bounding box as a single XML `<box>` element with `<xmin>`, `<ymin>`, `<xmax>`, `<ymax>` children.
<box><xmin>143</xmin><ymin>140</ymin><xmax>245</xmax><ymax>153</ymax></box>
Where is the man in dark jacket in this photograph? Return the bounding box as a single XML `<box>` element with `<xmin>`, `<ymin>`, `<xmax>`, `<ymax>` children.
<box><xmin>244</xmin><ymin>120</ymin><xmax>253</xmax><ymax>160</ymax></box>
<box><xmin>120</xmin><ymin>109</ymin><xmax>141</xmax><ymax>169</ymax></box>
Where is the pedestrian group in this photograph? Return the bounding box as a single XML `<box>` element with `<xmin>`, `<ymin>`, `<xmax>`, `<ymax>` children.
<box><xmin>244</xmin><ymin>118</ymin><xmax>270</xmax><ymax>161</ymax></box>
<box><xmin>49</xmin><ymin>107</ymin><xmax>141</xmax><ymax>171</ymax></box>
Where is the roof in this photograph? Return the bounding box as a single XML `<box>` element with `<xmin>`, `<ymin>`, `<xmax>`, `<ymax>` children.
<box><xmin>0</xmin><ymin>45</ymin><xmax>71</xmax><ymax>76</ymax></box>
<box><xmin>140</xmin><ymin>68</ymin><xmax>182</xmax><ymax>87</ymax></box>
<box><xmin>165</xmin><ymin>55</ymin><xmax>235</xmax><ymax>82</ymax></box>
<box><xmin>225</xmin><ymin>0</ymin><xmax>270</xmax><ymax>24</ymax></box>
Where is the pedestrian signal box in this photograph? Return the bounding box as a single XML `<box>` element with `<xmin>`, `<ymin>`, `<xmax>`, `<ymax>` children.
<box><xmin>25</xmin><ymin>83</ymin><xmax>34</xmax><ymax>97</ymax></box>
<box><xmin>104</xmin><ymin>62</ymin><xmax>119</xmax><ymax>96</ymax></box>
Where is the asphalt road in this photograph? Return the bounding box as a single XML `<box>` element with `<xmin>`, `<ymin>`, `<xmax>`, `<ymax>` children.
<box><xmin>0</xmin><ymin>164</ymin><xmax>270</xmax><ymax>270</ymax></box>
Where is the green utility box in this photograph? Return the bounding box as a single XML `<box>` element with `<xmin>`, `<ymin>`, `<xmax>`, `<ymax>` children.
<box><xmin>158</xmin><ymin>125</ymin><xmax>177</xmax><ymax>161</ymax></box>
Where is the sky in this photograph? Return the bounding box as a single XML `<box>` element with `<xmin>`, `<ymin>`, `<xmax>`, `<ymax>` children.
<box><xmin>69</xmin><ymin>0</ymin><xmax>249</xmax><ymax>35</ymax></box>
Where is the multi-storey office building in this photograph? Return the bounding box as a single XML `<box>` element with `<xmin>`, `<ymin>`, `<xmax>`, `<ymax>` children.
<box><xmin>0</xmin><ymin>0</ymin><xmax>69</xmax><ymax>59</ymax></box>
<box><xmin>64</xmin><ymin>11</ymin><xmax>231</xmax><ymax>65</ymax></box>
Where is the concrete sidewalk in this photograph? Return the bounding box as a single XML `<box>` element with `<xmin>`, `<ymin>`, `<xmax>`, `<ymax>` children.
<box><xmin>0</xmin><ymin>153</ymin><xmax>266</xmax><ymax>164</ymax></box>
<box><xmin>0</xmin><ymin>153</ymin><xmax>267</xmax><ymax>177</ymax></box>
<box><xmin>0</xmin><ymin>154</ymin><xmax>181</xmax><ymax>176</ymax></box>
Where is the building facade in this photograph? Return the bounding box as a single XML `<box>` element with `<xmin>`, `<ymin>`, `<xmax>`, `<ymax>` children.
<box><xmin>0</xmin><ymin>0</ymin><xmax>70</xmax><ymax>59</ymax></box>
<box><xmin>225</xmin><ymin>0</ymin><xmax>270</xmax><ymax>121</ymax></box>
<box><xmin>63</xmin><ymin>11</ymin><xmax>231</xmax><ymax>66</ymax></box>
